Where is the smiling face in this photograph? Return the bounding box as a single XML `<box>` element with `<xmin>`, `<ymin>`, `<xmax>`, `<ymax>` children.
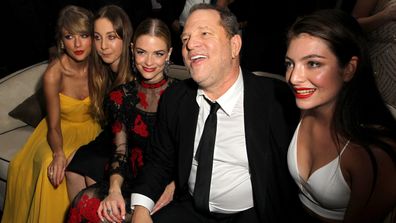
<box><xmin>285</xmin><ymin>33</ymin><xmax>355</xmax><ymax>113</ymax></box>
<box><xmin>181</xmin><ymin>9</ymin><xmax>240</xmax><ymax>92</ymax></box>
<box><xmin>61</xmin><ymin>29</ymin><xmax>92</xmax><ymax>62</ymax></box>
<box><xmin>133</xmin><ymin>34</ymin><xmax>171</xmax><ymax>84</ymax></box>
<box><xmin>94</xmin><ymin>18</ymin><xmax>123</xmax><ymax>72</ymax></box>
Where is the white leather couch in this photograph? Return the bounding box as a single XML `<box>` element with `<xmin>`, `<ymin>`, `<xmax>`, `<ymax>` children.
<box><xmin>0</xmin><ymin>61</ymin><xmax>48</xmax><ymax>211</ymax></box>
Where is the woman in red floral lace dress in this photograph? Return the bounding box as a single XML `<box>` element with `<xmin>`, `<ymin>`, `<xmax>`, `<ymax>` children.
<box><xmin>67</xmin><ymin>18</ymin><xmax>177</xmax><ymax>223</ymax></box>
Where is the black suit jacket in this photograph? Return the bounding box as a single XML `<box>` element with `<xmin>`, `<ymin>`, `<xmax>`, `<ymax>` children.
<box><xmin>133</xmin><ymin>70</ymin><xmax>303</xmax><ymax>222</ymax></box>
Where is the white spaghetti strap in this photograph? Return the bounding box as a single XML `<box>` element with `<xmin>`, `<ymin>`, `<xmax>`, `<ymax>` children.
<box><xmin>340</xmin><ymin>140</ymin><xmax>351</xmax><ymax>156</ymax></box>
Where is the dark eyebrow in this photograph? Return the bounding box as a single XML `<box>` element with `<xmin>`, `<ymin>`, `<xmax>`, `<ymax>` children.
<box><xmin>302</xmin><ymin>54</ymin><xmax>326</xmax><ymax>60</ymax></box>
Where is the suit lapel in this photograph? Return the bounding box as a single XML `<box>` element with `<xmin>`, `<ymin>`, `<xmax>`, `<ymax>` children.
<box><xmin>243</xmin><ymin>71</ymin><xmax>270</xmax><ymax>159</ymax></box>
<box><xmin>177</xmin><ymin>83</ymin><xmax>199</xmax><ymax>186</ymax></box>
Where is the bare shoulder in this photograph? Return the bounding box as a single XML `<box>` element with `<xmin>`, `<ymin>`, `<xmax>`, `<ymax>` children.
<box><xmin>343</xmin><ymin>140</ymin><xmax>396</xmax><ymax>196</ymax></box>
<box><xmin>343</xmin><ymin>139</ymin><xmax>394</xmax><ymax>162</ymax></box>
<box><xmin>43</xmin><ymin>57</ymin><xmax>63</xmax><ymax>84</ymax></box>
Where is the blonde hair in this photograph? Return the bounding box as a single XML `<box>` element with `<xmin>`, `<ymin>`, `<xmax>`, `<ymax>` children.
<box><xmin>55</xmin><ymin>5</ymin><xmax>93</xmax><ymax>58</ymax></box>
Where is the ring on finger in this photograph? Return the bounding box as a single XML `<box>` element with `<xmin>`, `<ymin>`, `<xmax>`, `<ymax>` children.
<box><xmin>106</xmin><ymin>208</ymin><xmax>112</xmax><ymax>215</ymax></box>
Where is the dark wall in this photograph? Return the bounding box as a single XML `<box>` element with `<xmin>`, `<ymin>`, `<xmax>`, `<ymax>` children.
<box><xmin>0</xmin><ymin>0</ymin><xmax>152</xmax><ymax>79</ymax></box>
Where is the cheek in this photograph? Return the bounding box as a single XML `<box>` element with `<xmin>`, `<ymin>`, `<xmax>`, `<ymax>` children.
<box><xmin>113</xmin><ymin>41</ymin><xmax>123</xmax><ymax>56</ymax></box>
<box><xmin>82</xmin><ymin>38</ymin><xmax>92</xmax><ymax>48</ymax></box>
<box><xmin>314</xmin><ymin>70</ymin><xmax>343</xmax><ymax>89</ymax></box>
<box><xmin>134</xmin><ymin>55</ymin><xmax>144</xmax><ymax>66</ymax></box>
<box><xmin>285</xmin><ymin>70</ymin><xmax>292</xmax><ymax>82</ymax></box>
<box><xmin>181</xmin><ymin>47</ymin><xmax>188</xmax><ymax>59</ymax></box>
<box><xmin>109</xmin><ymin>41</ymin><xmax>122</xmax><ymax>58</ymax></box>
<box><xmin>63</xmin><ymin>40</ymin><xmax>73</xmax><ymax>50</ymax></box>
<box><xmin>156</xmin><ymin>58</ymin><xmax>167</xmax><ymax>67</ymax></box>
<box><xmin>94</xmin><ymin>40</ymin><xmax>101</xmax><ymax>50</ymax></box>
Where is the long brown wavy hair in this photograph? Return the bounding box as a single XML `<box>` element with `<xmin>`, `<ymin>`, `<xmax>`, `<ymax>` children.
<box><xmin>88</xmin><ymin>5</ymin><xmax>134</xmax><ymax>125</ymax></box>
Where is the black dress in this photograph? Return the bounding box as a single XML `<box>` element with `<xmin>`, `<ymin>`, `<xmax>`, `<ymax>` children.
<box><xmin>67</xmin><ymin>77</ymin><xmax>176</xmax><ymax>223</ymax></box>
<box><xmin>67</xmin><ymin>125</ymin><xmax>113</xmax><ymax>182</ymax></box>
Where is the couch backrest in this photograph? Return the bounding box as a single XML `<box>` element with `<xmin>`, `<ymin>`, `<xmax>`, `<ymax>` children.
<box><xmin>168</xmin><ymin>64</ymin><xmax>190</xmax><ymax>80</ymax></box>
<box><xmin>0</xmin><ymin>61</ymin><xmax>48</xmax><ymax>133</ymax></box>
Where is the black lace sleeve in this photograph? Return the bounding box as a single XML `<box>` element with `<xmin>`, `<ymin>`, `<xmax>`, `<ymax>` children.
<box><xmin>105</xmin><ymin>82</ymin><xmax>138</xmax><ymax>178</ymax></box>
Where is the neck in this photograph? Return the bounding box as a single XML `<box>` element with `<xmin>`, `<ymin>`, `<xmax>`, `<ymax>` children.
<box><xmin>110</xmin><ymin>60</ymin><xmax>120</xmax><ymax>73</ymax></box>
<box><xmin>142</xmin><ymin>73</ymin><xmax>165</xmax><ymax>85</ymax></box>
<box><xmin>302</xmin><ymin>104</ymin><xmax>335</xmax><ymax>127</ymax></box>
<box><xmin>203</xmin><ymin>65</ymin><xmax>239</xmax><ymax>101</ymax></box>
<box><xmin>64</xmin><ymin>54</ymin><xmax>88</xmax><ymax>73</ymax></box>
<box><xmin>141</xmin><ymin>75</ymin><xmax>166</xmax><ymax>88</ymax></box>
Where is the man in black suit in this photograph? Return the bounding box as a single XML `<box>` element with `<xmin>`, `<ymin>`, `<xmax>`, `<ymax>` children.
<box><xmin>130</xmin><ymin>4</ymin><xmax>302</xmax><ymax>223</ymax></box>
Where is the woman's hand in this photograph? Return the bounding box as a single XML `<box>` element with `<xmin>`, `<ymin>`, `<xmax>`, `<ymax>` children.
<box><xmin>98</xmin><ymin>191</ymin><xmax>125</xmax><ymax>223</ymax></box>
<box><xmin>152</xmin><ymin>181</ymin><xmax>175</xmax><ymax>214</ymax></box>
<box><xmin>131</xmin><ymin>206</ymin><xmax>153</xmax><ymax>223</ymax></box>
<box><xmin>47</xmin><ymin>152</ymin><xmax>67</xmax><ymax>187</ymax></box>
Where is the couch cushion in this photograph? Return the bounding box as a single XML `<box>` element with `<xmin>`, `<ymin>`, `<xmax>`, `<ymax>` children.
<box><xmin>168</xmin><ymin>64</ymin><xmax>190</xmax><ymax>80</ymax></box>
<box><xmin>0</xmin><ymin>125</ymin><xmax>34</xmax><ymax>210</ymax></box>
<box><xmin>0</xmin><ymin>61</ymin><xmax>47</xmax><ymax>133</ymax></box>
<box><xmin>8</xmin><ymin>87</ymin><xmax>46</xmax><ymax>127</ymax></box>
<box><xmin>0</xmin><ymin>125</ymin><xmax>34</xmax><ymax>181</ymax></box>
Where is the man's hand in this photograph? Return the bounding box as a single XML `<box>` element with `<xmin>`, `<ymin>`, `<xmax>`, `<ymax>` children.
<box><xmin>152</xmin><ymin>181</ymin><xmax>175</xmax><ymax>214</ymax></box>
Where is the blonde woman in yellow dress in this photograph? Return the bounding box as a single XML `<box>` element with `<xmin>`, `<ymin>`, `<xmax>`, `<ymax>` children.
<box><xmin>1</xmin><ymin>5</ymin><xmax>101</xmax><ymax>223</ymax></box>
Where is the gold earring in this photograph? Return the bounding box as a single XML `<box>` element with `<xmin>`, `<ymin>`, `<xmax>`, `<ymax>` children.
<box><xmin>60</xmin><ymin>41</ymin><xmax>65</xmax><ymax>49</ymax></box>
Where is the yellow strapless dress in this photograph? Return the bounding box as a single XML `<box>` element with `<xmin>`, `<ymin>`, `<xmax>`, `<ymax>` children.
<box><xmin>1</xmin><ymin>93</ymin><xmax>101</xmax><ymax>223</ymax></box>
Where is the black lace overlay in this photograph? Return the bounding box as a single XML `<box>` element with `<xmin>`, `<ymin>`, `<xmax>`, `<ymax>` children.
<box><xmin>105</xmin><ymin>78</ymin><xmax>176</xmax><ymax>184</ymax></box>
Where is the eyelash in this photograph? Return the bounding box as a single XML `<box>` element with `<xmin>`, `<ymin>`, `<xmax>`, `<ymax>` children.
<box><xmin>64</xmin><ymin>34</ymin><xmax>73</xmax><ymax>40</ymax></box>
<box><xmin>284</xmin><ymin>60</ymin><xmax>293</xmax><ymax>69</ymax></box>
<box><xmin>136</xmin><ymin>51</ymin><xmax>165</xmax><ymax>57</ymax></box>
<box><xmin>65</xmin><ymin>33</ymin><xmax>90</xmax><ymax>40</ymax></box>
<box><xmin>308</xmin><ymin>61</ymin><xmax>320</xmax><ymax>68</ymax></box>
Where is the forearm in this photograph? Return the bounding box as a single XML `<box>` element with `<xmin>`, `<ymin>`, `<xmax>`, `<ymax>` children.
<box><xmin>109</xmin><ymin>174</ymin><xmax>124</xmax><ymax>194</ymax></box>
<box><xmin>355</xmin><ymin>10</ymin><xmax>392</xmax><ymax>32</ymax></box>
<box><xmin>47</xmin><ymin>127</ymin><xmax>64</xmax><ymax>155</ymax></box>
<box><xmin>131</xmin><ymin>205</ymin><xmax>152</xmax><ymax>223</ymax></box>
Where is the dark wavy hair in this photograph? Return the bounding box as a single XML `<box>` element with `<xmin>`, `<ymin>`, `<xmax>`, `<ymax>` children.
<box><xmin>287</xmin><ymin>9</ymin><xmax>396</xmax><ymax>190</ymax></box>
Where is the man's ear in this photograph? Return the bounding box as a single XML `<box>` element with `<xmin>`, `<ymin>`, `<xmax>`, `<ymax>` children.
<box><xmin>343</xmin><ymin>56</ymin><xmax>358</xmax><ymax>82</ymax></box>
<box><xmin>231</xmin><ymin>34</ymin><xmax>242</xmax><ymax>59</ymax></box>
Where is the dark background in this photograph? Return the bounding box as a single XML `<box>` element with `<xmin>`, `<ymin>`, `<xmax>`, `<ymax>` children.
<box><xmin>0</xmin><ymin>0</ymin><xmax>153</xmax><ymax>79</ymax></box>
<box><xmin>0</xmin><ymin>0</ymin><xmax>356</xmax><ymax>79</ymax></box>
